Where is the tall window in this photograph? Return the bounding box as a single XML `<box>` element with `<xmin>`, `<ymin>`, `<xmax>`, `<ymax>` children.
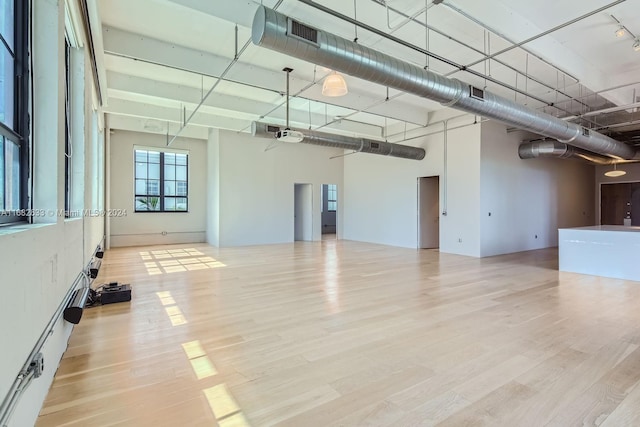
<box><xmin>327</xmin><ymin>184</ymin><xmax>337</xmax><ymax>211</ymax></box>
<box><xmin>0</xmin><ymin>0</ymin><xmax>29</xmax><ymax>224</ymax></box>
<box><xmin>135</xmin><ymin>149</ymin><xmax>188</xmax><ymax>212</ymax></box>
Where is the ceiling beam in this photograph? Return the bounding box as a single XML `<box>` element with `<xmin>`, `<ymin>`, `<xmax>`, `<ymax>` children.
<box><xmin>107</xmin><ymin>72</ymin><xmax>385</xmax><ymax>137</ymax></box>
<box><xmin>101</xmin><ymin>25</ymin><xmax>429</xmax><ymax>126</ymax></box>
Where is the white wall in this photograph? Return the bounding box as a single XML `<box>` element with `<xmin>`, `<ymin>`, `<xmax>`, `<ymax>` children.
<box><xmin>206</xmin><ymin>129</ymin><xmax>220</xmax><ymax>246</ymax></box>
<box><xmin>595</xmin><ymin>162</ymin><xmax>640</xmax><ymax>224</ymax></box>
<box><xmin>108</xmin><ymin>130</ymin><xmax>207</xmax><ymax>247</ymax></box>
<box><xmin>1</xmin><ymin>1</ymin><xmax>105</xmax><ymax>425</ymax></box>
<box><xmin>343</xmin><ymin>114</ymin><xmax>482</xmax><ymax>256</ymax></box>
<box><xmin>207</xmin><ymin>130</ymin><xmax>344</xmax><ymax>246</ymax></box>
<box><xmin>480</xmin><ymin>121</ymin><xmax>595</xmax><ymax>257</ymax></box>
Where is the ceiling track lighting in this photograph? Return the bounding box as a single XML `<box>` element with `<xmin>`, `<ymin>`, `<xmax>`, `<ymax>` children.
<box><xmin>634</xmin><ymin>39</ymin><xmax>640</xmax><ymax>52</ymax></box>
<box><xmin>615</xmin><ymin>26</ymin><xmax>626</xmax><ymax>37</ymax></box>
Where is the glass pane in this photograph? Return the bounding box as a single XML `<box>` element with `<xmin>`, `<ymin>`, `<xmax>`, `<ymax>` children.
<box><xmin>7</xmin><ymin>138</ymin><xmax>18</xmax><ymax>210</ymax></box>
<box><xmin>0</xmin><ymin>0</ymin><xmax>14</xmax><ymax>51</ymax></box>
<box><xmin>164</xmin><ymin>152</ymin><xmax>175</xmax><ymax>164</ymax></box>
<box><xmin>148</xmin><ymin>162</ymin><xmax>160</xmax><ymax>180</ymax></box>
<box><xmin>135</xmin><ymin>162</ymin><xmax>147</xmax><ymax>179</ymax></box>
<box><xmin>135</xmin><ymin>197</ymin><xmax>147</xmax><ymax>211</ymax></box>
<box><xmin>165</xmin><ymin>164</ymin><xmax>175</xmax><ymax>180</ymax></box>
<box><xmin>0</xmin><ymin>46</ymin><xmax>15</xmax><ymax>129</ymax></box>
<box><xmin>148</xmin><ymin>196</ymin><xmax>160</xmax><ymax>211</ymax></box>
<box><xmin>135</xmin><ymin>179</ymin><xmax>146</xmax><ymax>195</ymax></box>
<box><xmin>176</xmin><ymin>165</ymin><xmax>187</xmax><ymax>181</ymax></box>
<box><xmin>0</xmin><ymin>136</ymin><xmax>4</xmax><ymax>210</ymax></box>
<box><xmin>177</xmin><ymin>181</ymin><xmax>187</xmax><ymax>196</ymax></box>
<box><xmin>164</xmin><ymin>197</ymin><xmax>176</xmax><ymax>211</ymax></box>
<box><xmin>148</xmin><ymin>151</ymin><xmax>160</xmax><ymax>163</ymax></box>
<box><xmin>135</xmin><ymin>150</ymin><xmax>147</xmax><ymax>162</ymax></box>
<box><xmin>136</xmin><ymin>196</ymin><xmax>160</xmax><ymax>211</ymax></box>
<box><xmin>147</xmin><ymin>180</ymin><xmax>160</xmax><ymax>195</ymax></box>
<box><xmin>176</xmin><ymin>197</ymin><xmax>187</xmax><ymax>211</ymax></box>
<box><xmin>165</xmin><ymin>181</ymin><xmax>175</xmax><ymax>196</ymax></box>
<box><xmin>176</xmin><ymin>154</ymin><xmax>187</xmax><ymax>165</ymax></box>
<box><xmin>328</xmin><ymin>201</ymin><xmax>337</xmax><ymax>211</ymax></box>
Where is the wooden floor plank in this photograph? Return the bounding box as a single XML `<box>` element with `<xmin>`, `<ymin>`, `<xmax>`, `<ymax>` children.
<box><xmin>35</xmin><ymin>241</ymin><xmax>640</xmax><ymax>426</ymax></box>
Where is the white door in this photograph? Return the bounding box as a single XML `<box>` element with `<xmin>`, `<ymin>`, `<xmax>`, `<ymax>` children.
<box><xmin>294</xmin><ymin>183</ymin><xmax>313</xmax><ymax>241</ymax></box>
<box><xmin>418</xmin><ymin>176</ymin><xmax>440</xmax><ymax>249</ymax></box>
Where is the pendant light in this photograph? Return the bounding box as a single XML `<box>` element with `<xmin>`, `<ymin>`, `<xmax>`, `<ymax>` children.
<box><xmin>604</xmin><ymin>163</ymin><xmax>626</xmax><ymax>177</ymax></box>
<box><xmin>322</xmin><ymin>71</ymin><xmax>348</xmax><ymax>97</ymax></box>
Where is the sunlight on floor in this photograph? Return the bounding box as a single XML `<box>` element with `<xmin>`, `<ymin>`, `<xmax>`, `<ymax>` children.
<box><xmin>140</xmin><ymin>248</ymin><xmax>227</xmax><ymax>276</ymax></box>
<box><xmin>203</xmin><ymin>384</ymin><xmax>250</xmax><ymax>427</ymax></box>
<box><xmin>156</xmin><ymin>291</ymin><xmax>188</xmax><ymax>326</ymax></box>
<box><xmin>182</xmin><ymin>340</ymin><xmax>218</xmax><ymax>380</ymax></box>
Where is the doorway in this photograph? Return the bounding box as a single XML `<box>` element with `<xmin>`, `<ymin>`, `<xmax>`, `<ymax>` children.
<box><xmin>601</xmin><ymin>182</ymin><xmax>640</xmax><ymax>225</ymax></box>
<box><xmin>321</xmin><ymin>184</ymin><xmax>337</xmax><ymax>240</ymax></box>
<box><xmin>294</xmin><ymin>183</ymin><xmax>313</xmax><ymax>241</ymax></box>
<box><xmin>418</xmin><ymin>176</ymin><xmax>440</xmax><ymax>249</ymax></box>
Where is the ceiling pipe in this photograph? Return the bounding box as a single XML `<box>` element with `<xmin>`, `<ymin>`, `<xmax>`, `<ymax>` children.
<box><xmin>252</xmin><ymin>122</ymin><xmax>426</xmax><ymax>160</ymax></box>
<box><xmin>519</xmin><ymin>141</ymin><xmax>615</xmax><ymax>165</ymax></box>
<box><xmin>251</xmin><ymin>6</ymin><xmax>639</xmax><ymax>160</ymax></box>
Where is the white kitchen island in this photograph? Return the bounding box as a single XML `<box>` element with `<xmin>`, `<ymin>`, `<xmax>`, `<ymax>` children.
<box><xmin>559</xmin><ymin>225</ymin><xmax>640</xmax><ymax>281</ymax></box>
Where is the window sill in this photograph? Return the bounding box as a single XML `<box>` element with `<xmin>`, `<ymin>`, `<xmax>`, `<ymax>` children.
<box><xmin>0</xmin><ymin>222</ymin><xmax>53</xmax><ymax>237</ymax></box>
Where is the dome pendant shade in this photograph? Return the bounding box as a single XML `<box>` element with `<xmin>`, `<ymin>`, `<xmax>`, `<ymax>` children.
<box><xmin>322</xmin><ymin>72</ymin><xmax>348</xmax><ymax>97</ymax></box>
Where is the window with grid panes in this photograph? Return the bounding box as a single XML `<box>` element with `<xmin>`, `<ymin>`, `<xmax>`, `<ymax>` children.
<box><xmin>134</xmin><ymin>149</ymin><xmax>188</xmax><ymax>212</ymax></box>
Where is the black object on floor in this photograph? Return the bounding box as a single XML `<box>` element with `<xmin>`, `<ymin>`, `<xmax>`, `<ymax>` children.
<box><xmin>100</xmin><ymin>283</ymin><xmax>132</xmax><ymax>305</ymax></box>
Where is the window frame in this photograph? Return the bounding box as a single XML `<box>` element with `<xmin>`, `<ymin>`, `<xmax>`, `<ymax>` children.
<box><xmin>0</xmin><ymin>0</ymin><xmax>30</xmax><ymax>225</ymax></box>
<box><xmin>327</xmin><ymin>184</ymin><xmax>337</xmax><ymax>212</ymax></box>
<box><xmin>133</xmin><ymin>148</ymin><xmax>189</xmax><ymax>213</ymax></box>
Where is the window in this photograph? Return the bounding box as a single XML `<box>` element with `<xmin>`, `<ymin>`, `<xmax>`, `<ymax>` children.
<box><xmin>64</xmin><ymin>38</ymin><xmax>71</xmax><ymax>215</ymax></box>
<box><xmin>327</xmin><ymin>184</ymin><xmax>337</xmax><ymax>212</ymax></box>
<box><xmin>135</xmin><ymin>149</ymin><xmax>188</xmax><ymax>212</ymax></box>
<box><xmin>0</xmin><ymin>0</ymin><xmax>29</xmax><ymax>224</ymax></box>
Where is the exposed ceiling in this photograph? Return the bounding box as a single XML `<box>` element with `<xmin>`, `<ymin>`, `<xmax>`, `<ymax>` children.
<box><xmin>95</xmin><ymin>0</ymin><xmax>640</xmax><ymax>146</ymax></box>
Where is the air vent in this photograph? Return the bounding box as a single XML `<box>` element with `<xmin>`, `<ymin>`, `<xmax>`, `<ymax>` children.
<box><xmin>470</xmin><ymin>86</ymin><xmax>485</xmax><ymax>101</ymax></box>
<box><xmin>370</xmin><ymin>142</ymin><xmax>380</xmax><ymax>149</ymax></box>
<box><xmin>267</xmin><ymin>125</ymin><xmax>281</xmax><ymax>133</ymax></box>
<box><xmin>288</xmin><ymin>19</ymin><xmax>319</xmax><ymax>46</ymax></box>
<box><xmin>582</xmin><ymin>128</ymin><xmax>590</xmax><ymax>137</ymax></box>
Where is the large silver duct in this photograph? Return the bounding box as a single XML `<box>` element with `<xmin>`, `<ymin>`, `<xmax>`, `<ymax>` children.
<box><xmin>519</xmin><ymin>141</ymin><xmax>614</xmax><ymax>165</ymax></box>
<box><xmin>252</xmin><ymin>6</ymin><xmax>638</xmax><ymax>160</ymax></box>
<box><xmin>252</xmin><ymin>122</ymin><xmax>426</xmax><ymax>160</ymax></box>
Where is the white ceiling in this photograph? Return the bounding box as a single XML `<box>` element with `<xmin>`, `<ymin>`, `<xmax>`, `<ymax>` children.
<box><xmin>95</xmin><ymin>0</ymin><xmax>640</xmax><ymax>141</ymax></box>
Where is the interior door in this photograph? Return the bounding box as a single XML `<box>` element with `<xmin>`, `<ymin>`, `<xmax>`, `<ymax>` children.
<box><xmin>418</xmin><ymin>176</ymin><xmax>440</xmax><ymax>249</ymax></box>
<box><xmin>294</xmin><ymin>183</ymin><xmax>313</xmax><ymax>241</ymax></box>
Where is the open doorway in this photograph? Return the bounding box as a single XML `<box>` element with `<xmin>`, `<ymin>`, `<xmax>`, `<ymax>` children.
<box><xmin>601</xmin><ymin>182</ymin><xmax>640</xmax><ymax>225</ymax></box>
<box><xmin>418</xmin><ymin>176</ymin><xmax>440</xmax><ymax>249</ymax></box>
<box><xmin>294</xmin><ymin>183</ymin><xmax>313</xmax><ymax>241</ymax></box>
<box><xmin>321</xmin><ymin>184</ymin><xmax>337</xmax><ymax>240</ymax></box>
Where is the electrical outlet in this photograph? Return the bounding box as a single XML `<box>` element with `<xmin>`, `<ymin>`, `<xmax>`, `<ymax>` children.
<box><xmin>30</xmin><ymin>353</ymin><xmax>44</xmax><ymax>378</ymax></box>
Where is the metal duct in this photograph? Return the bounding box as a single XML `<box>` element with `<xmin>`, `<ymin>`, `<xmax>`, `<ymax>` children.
<box><xmin>252</xmin><ymin>6</ymin><xmax>638</xmax><ymax>160</ymax></box>
<box><xmin>251</xmin><ymin>122</ymin><xmax>426</xmax><ymax>160</ymax></box>
<box><xmin>519</xmin><ymin>141</ymin><xmax>614</xmax><ymax>165</ymax></box>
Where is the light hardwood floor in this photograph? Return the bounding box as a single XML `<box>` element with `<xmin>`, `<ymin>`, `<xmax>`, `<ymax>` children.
<box><xmin>36</xmin><ymin>240</ymin><xmax>640</xmax><ymax>426</ymax></box>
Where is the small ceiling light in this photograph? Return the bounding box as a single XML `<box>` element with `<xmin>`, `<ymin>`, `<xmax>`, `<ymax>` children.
<box><xmin>604</xmin><ymin>163</ymin><xmax>627</xmax><ymax>177</ymax></box>
<box><xmin>322</xmin><ymin>72</ymin><xmax>348</xmax><ymax>97</ymax></box>
<box><xmin>615</xmin><ymin>26</ymin><xmax>626</xmax><ymax>37</ymax></box>
<box><xmin>634</xmin><ymin>39</ymin><xmax>640</xmax><ymax>52</ymax></box>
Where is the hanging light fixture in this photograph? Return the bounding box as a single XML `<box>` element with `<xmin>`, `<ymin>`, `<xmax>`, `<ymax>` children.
<box><xmin>604</xmin><ymin>163</ymin><xmax>627</xmax><ymax>177</ymax></box>
<box><xmin>322</xmin><ymin>71</ymin><xmax>348</xmax><ymax>97</ymax></box>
